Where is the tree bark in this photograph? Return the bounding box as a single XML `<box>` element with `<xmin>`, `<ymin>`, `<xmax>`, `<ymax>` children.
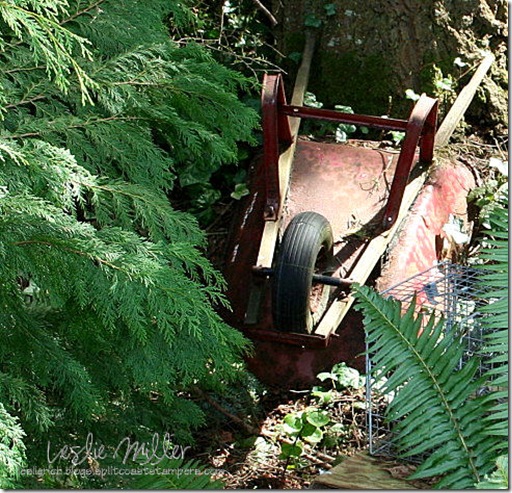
<box><xmin>271</xmin><ymin>0</ymin><xmax>507</xmax><ymax>135</ymax></box>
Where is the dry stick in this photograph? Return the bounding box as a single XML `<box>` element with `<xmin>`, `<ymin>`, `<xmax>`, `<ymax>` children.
<box><xmin>251</xmin><ymin>0</ymin><xmax>278</xmax><ymax>26</ymax></box>
<box><xmin>259</xmin><ymin>428</ymin><xmax>336</xmax><ymax>465</ymax></box>
<box><xmin>261</xmin><ymin>430</ymin><xmax>335</xmax><ymax>470</ymax></box>
<box><xmin>199</xmin><ymin>390</ymin><xmax>260</xmax><ymax>435</ymax></box>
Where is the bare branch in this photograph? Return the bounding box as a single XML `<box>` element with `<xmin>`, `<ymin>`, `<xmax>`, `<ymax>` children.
<box><xmin>251</xmin><ymin>0</ymin><xmax>278</xmax><ymax>26</ymax></box>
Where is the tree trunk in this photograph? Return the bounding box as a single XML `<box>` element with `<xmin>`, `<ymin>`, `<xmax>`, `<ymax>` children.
<box><xmin>271</xmin><ymin>0</ymin><xmax>507</xmax><ymax>136</ymax></box>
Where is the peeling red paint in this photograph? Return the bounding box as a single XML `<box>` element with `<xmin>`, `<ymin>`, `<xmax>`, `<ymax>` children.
<box><xmin>377</xmin><ymin>160</ymin><xmax>476</xmax><ymax>294</ymax></box>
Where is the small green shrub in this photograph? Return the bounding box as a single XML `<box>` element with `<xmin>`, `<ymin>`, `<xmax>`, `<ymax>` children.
<box><xmin>279</xmin><ymin>408</ymin><xmax>330</xmax><ymax>468</ymax></box>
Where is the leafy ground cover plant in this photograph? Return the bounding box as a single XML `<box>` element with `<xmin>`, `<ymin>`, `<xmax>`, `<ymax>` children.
<box><xmin>278</xmin><ymin>363</ymin><xmax>365</xmax><ymax>470</ymax></box>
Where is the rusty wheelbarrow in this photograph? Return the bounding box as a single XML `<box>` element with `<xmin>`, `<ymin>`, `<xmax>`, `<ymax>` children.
<box><xmin>225</xmin><ymin>76</ymin><xmax>436</xmax><ymax>325</ymax></box>
<box><xmin>221</xmin><ymin>36</ymin><xmax>492</xmax><ymax>386</ymax></box>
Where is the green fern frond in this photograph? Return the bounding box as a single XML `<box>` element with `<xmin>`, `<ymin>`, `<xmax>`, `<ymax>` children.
<box><xmin>477</xmin><ymin>194</ymin><xmax>508</xmax><ymax>447</ymax></box>
<box><xmin>354</xmin><ymin>285</ymin><xmax>499</xmax><ymax>488</ymax></box>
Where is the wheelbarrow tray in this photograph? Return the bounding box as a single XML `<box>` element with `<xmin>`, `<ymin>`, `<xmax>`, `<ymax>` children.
<box><xmin>281</xmin><ymin>139</ymin><xmax>400</xmax><ymax>247</ymax></box>
<box><xmin>222</xmin><ymin>135</ymin><xmax>427</xmax><ymax>348</ymax></box>
<box><xmin>221</xmin><ymin>62</ymin><xmax>437</xmax><ymax>346</ymax></box>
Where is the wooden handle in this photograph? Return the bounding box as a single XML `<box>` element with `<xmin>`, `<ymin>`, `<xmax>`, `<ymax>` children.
<box><xmin>435</xmin><ymin>53</ymin><xmax>495</xmax><ymax>148</ymax></box>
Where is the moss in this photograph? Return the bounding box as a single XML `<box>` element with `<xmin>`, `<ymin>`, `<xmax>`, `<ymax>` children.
<box><xmin>283</xmin><ymin>31</ymin><xmax>307</xmax><ymax>56</ymax></box>
<box><xmin>307</xmin><ymin>51</ymin><xmax>397</xmax><ymax>116</ymax></box>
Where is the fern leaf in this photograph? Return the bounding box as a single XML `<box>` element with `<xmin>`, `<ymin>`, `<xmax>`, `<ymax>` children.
<box><xmin>477</xmin><ymin>194</ymin><xmax>508</xmax><ymax>450</ymax></box>
<box><xmin>132</xmin><ymin>457</ymin><xmax>224</xmax><ymax>490</ymax></box>
<box><xmin>355</xmin><ymin>285</ymin><xmax>500</xmax><ymax>488</ymax></box>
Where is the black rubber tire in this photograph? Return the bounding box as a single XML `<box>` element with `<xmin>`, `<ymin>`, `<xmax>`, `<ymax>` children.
<box><xmin>272</xmin><ymin>211</ymin><xmax>334</xmax><ymax>334</ymax></box>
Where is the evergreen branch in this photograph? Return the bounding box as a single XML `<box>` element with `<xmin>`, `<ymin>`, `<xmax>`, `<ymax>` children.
<box><xmin>8</xmin><ymin>215</ymin><xmax>226</xmax><ymax>309</ymax></box>
<box><xmin>0</xmin><ymin>1</ymin><xmax>97</xmax><ymax>103</ymax></box>
<box><xmin>176</xmin><ymin>36</ymin><xmax>284</xmax><ymax>75</ymax></box>
<box><xmin>11</xmin><ymin>234</ymin><xmax>226</xmax><ymax>309</ymax></box>
<box><xmin>4</xmin><ymin>93</ymin><xmax>47</xmax><ymax>109</ymax></box>
<box><xmin>3</xmin><ymin>115</ymin><xmax>144</xmax><ymax>139</ymax></box>
<box><xmin>60</xmin><ymin>0</ymin><xmax>105</xmax><ymax>24</ymax></box>
<box><xmin>0</xmin><ymin>371</ymin><xmax>52</xmax><ymax>432</ymax></box>
<box><xmin>0</xmin><ymin>3</ymin><xmax>258</xmax><ymax>486</ymax></box>
<box><xmin>4</xmin><ymin>65</ymin><xmax>45</xmax><ymax>74</ymax></box>
<box><xmin>0</xmin><ymin>402</ymin><xmax>26</xmax><ymax>489</ymax></box>
<box><xmin>11</xmin><ymin>238</ymin><xmax>124</xmax><ymax>272</ymax></box>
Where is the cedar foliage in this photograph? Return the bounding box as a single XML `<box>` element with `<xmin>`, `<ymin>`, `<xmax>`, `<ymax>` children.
<box><xmin>0</xmin><ymin>0</ymin><xmax>258</xmax><ymax>485</ymax></box>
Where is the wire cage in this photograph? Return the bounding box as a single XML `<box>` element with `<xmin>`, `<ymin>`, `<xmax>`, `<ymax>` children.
<box><xmin>365</xmin><ymin>261</ymin><xmax>497</xmax><ymax>459</ymax></box>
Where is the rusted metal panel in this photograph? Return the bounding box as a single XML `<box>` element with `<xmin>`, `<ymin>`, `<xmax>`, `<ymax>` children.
<box><xmin>281</xmin><ymin>140</ymin><xmax>400</xmax><ymax>240</ymax></box>
<box><xmin>381</xmin><ymin>95</ymin><xmax>437</xmax><ymax>229</ymax></box>
<box><xmin>261</xmin><ymin>74</ymin><xmax>292</xmax><ymax>220</ymax></box>
<box><xmin>377</xmin><ymin>160</ymin><xmax>476</xmax><ymax>299</ymax></box>
<box><xmin>244</xmin><ymin>310</ymin><xmax>366</xmax><ymax>388</ymax></box>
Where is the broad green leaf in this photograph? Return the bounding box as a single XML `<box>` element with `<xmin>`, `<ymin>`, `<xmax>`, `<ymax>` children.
<box><xmin>279</xmin><ymin>442</ymin><xmax>303</xmax><ymax>459</ymax></box>
<box><xmin>283</xmin><ymin>413</ymin><xmax>303</xmax><ymax>432</ymax></box>
<box><xmin>305</xmin><ymin>410</ymin><xmax>330</xmax><ymax>428</ymax></box>
<box><xmin>301</xmin><ymin>424</ymin><xmax>323</xmax><ymax>444</ymax></box>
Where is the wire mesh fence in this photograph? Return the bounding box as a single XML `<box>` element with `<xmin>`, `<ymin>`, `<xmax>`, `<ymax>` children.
<box><xmin>365</xmin><ymin>261</ymin><xmax>496</xmax><ymax>459</ymax></box>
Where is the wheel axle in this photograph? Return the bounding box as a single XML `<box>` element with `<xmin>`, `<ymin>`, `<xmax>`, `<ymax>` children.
<box><xmin>252</xmin><ymin>266</ymin><xmax>354</xmax><ymax>288</ymax></box>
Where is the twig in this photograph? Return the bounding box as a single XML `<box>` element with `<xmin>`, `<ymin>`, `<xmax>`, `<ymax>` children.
<box><xmin>4</xmin><ymin>94</ymin><xmax>47</xmax><ymax>109</ymax></box>
<box><xmin>61</xmin><ymin>0</ymin><xmax>106</xmax><ymax>24</ymax></box>
<box><xmin>251</xmin><ymin>0</ymin><xmax>278</xmax><ymax>26</ymax></box>
<box><xmin>198</xmin><ymin>389</ymin><xmax>261</xmax><ymax>435</ymax></box>
<box><xmin>176</xmin><ymin>36</ymin><xmax>285</xmax><ymax>74</ymax></box>
<box><xmin>4</xmin><ymin>115</ymin><xmax>143</xmax><ymax>139</ymax></box>
<box><xmin>259</xmin><ymin>429</ymin><xmax>335</xmax><ymax>468</ymax></box>
<box><xmin>195</xmin><ymin>390</ymin><xmax>336</xmax><ymax>470</ymax></box>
